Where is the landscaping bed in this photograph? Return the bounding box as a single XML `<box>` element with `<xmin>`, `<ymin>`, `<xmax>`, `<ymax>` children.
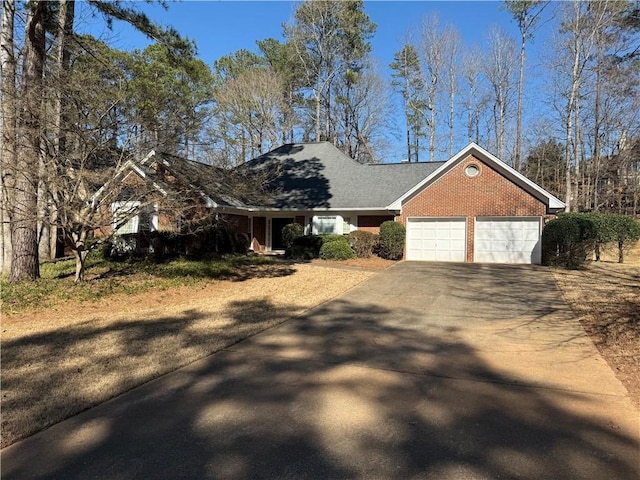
<box><xmin>1</xmin><ymin>259</ymin><xmax>374</xmax><ymax>448</ymax></box>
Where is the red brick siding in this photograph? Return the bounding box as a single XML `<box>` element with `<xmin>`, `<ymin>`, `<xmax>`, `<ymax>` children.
<box><xmin>224</xmin><ymin>214</ymin><xmax>250</xmax><ymax>234</ymax></box>
<box><xmin>357</xmin><ymin>215</ymin><xmax>394</xmax><ymax>234</ymax></box>
<box><xmin>397</xmin><ymin>155</ymin><xmax>547</xmax><ymax>262</ymax></box>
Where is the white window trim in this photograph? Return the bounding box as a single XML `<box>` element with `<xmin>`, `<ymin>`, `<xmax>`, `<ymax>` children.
<box><xmin>314</xmin><ymin>215</ymin><xmax>338</xmax><ymax>235</ymax></box>
<box><xmin>312</xmin><ymin>214</ymin><xmax>356</xmax><ymax>235</ymax></box>
<box><xmin>112</xmin><ymin>201</ymin><xmax>157</xmax><ymax>235</ymax></box>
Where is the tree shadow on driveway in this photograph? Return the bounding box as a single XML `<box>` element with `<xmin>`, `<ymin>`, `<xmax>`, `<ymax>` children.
<box><xmin>2</xmin><ymin>294</ymin><xmax>638</xmax><ymax>479</ymax></box>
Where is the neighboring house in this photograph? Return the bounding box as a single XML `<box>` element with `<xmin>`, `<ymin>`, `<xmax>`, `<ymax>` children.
<box><xmin>118</xmin><ymin>142</ymin><xmax>565</xmax><ymax>264</ymax></box>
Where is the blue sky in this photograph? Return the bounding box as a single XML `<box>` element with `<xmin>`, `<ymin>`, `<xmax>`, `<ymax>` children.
<box><xmin>81</xmin><ymin>1</ymin><xmax>556</xmax><ymax>160</ymax></box>
<box><xmin>88</xmin><ymin>1</ymin><xmax>543</xmax><ymax>73</ymax></box>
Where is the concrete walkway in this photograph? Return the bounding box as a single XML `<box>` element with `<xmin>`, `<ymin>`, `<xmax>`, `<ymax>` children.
<box><xmin>2</xmin><ymin>262</ymin><xmax>639</xmax><ymax>479</ymax></box>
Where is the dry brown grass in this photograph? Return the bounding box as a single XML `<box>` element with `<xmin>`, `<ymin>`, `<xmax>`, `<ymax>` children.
<box><xmin>552</xmin><ymin>242</ymin><xmax>640</xmax><ymax>409</ymax></box>
<box><xmin>312</xmin><ymin>256</ymin><xmax>396</xmax><ymax>270</ymax></box>
<box><xmin>0</xmin><ymin>263</ymin><xmax>373</xmax><ymax>448</ymax></box>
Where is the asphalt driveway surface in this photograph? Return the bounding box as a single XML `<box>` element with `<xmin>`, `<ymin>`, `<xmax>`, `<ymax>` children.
<box><xmin>2</xmin><ymin>262</ymin><xmax>639</xmax><ymax>479</ymax></box>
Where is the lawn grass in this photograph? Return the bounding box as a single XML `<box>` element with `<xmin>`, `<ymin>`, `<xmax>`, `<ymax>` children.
<box><xmin>1</xmin><ymin>253</ymin><xmax>282</xmax><ymax>315</ymax></box>
<box><xmin>1</xmin><ymin>261</ymin><xmax>372</xmax><ymax>448</ymax></box>
<box><xmin>552</xmin><ymin>241</ymin><xmax>640</xmax><ymax>409</ymax></box>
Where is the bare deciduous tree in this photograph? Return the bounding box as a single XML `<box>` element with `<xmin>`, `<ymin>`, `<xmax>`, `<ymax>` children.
<box><xmin>419</xmin><ymin>14</ymin><xmax>445</xmax><ymax>161</ymax></box>
<box><xmin>504</xmin><ymin>0</ymin><xmax>549</xmax><ymax>171</ymax></box>
<box><xmin>214</xmin><ymin>67</ymin><xmax>290</xmax><ymax>163</ymax></box>
<box><xmin>461</xmin><ymin>45</ymin><xmax>488</xmax><ymax>146</ymax></box>
<box><xmin>483</xmin><ymin>25</ymin><xmax>517</xmax><ymax>162</ymax></box>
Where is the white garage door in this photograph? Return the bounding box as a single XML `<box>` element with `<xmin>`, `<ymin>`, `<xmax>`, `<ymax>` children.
<box><xmin>406</xmin><ymin>218</ymin><xmax>466</xmax><ymax>262</ymax></box>
<box><xmin>474</xmin><ymin>217</ymin><xmax>542</xmax><ymax>264</ymax></box>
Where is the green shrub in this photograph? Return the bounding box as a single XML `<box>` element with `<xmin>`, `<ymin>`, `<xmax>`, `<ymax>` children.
<box><xmin>101</xmin><ymin>235</ymin><xmax>137</xmax><ymax>260</ymax></box>
<box><xmin>543</xmin><ymin>213</ymin><xmax>640</xmax><ymax>266</ymax></box>
<box><xmin>282</xmin><ymin>223</ymin><xmax>304</xmax><ymax>249</ymax></box>
<box><xmin>285</xmin><ymin>235</ymin><xmax>323</xmax><ymax>260</ymax></box>
<box><xmin>185</xmin><ymin>226</ymin><xmax>249</xmax><ymax>259</ymax></box>
<box><xmin>319</xmin><ymin>240</ymin><xmax>356</xmax><ymax>260</ymax></box>
<box><xmin>348</xmin><ymin>230</ymin><xmax>378</xmax><ymax>258</ymax></box>
<box><xmin>542</xmin><ymin>213</ymin><xmax>597</xmax><ymax>269</ymax></box>
<box><xmin>378</xmin><ymin>221</ymin><xmax>405</xmax><ymax>260</ymax></box>
<box><xmin>320</xmin><ymin>234</ymin><xmax>348</xmax><ymax>245</ymax></box>
<box><xmin>600</xmin><ymin>214</ymin><xmax>640</xmax><ymax>263</ymax></box>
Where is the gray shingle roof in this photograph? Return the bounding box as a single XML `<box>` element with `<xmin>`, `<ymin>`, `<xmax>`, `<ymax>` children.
<box><xmin>245</xmin><ymin>142</ymin><xmax>443</xmax><ymax>210</ymax></box>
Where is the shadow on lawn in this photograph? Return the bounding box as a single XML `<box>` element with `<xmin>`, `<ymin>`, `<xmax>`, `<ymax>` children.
<box><xmin>555</xmin><ymin>263</ymin><xmax>640</xmax><ymax>344</ymax></box>
<box><xmin>88</xmin><ymin>256</ymin><xmax>299</xmax><ymax>283</ymax></box>
<box><xmin>0</xmin><ymin>299</ymin><xmax>299</xmax><ymax>449</ymax></box>
<box><xmin>2</xmin><ymin>278</ymin><xmax>639</xmax><ymax>479</ymax></box>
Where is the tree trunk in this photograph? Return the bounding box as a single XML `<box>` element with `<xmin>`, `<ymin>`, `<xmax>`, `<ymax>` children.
<box><xmin>1</xmin><ymin>0</ymin><xmax>16</xmax><ymax>274</ymax></box>
<box><xmin>515</xmin><ymin>30</ymin><xmax>525</xmax><ymax>172</ymax></box>
<box><xmin>574</xmin><ymin>95</ymin><xmax>582</xmax><ymax>210</ymax></box>
<box><xmin>315</xmin><ymin>82</ymin><xmax>321</xmax><ymax>141</ymax></box>
<box><xmin>429</xmin><ymin>105</ymin><xmax>435</xmax><ymax>162</ymax></box>
<box><xmin>448</xmin><ymin>70</ymin><xmax>455</xmax><ymax>158</ymax></box>
<box><xmin>73</xmin><ymin>248</ymin><xmax>88</xmax><ymax>282</ymax></box>
<box><xmin>592</xmin><ymin>40</ymin><xmax>603</xmax><ymax>212</ymax></box>
<box><xmin>39</xmin><ymin>0</ymin><xmax>75</xmax><ymax>262</ymax></box>
<box><xmin>618</xmin><ymin>240</ymin><xmax>624</xmax><ymax>264</ymax></box>
<box><xmin>564</xmin><ymin>2</ymin><xmax>582</xmax><ymax>213</ymax></box>
<box><xmin>10</xmin><ymin>1</ymin><xmax>46</xmax><ymax>282</ymax></box>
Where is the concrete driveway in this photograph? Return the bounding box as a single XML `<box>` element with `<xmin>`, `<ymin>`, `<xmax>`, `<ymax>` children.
<box><xmin>2</xmin><ymin>262</ymin><xmax>639</xmax><ymax>479</ymax></box>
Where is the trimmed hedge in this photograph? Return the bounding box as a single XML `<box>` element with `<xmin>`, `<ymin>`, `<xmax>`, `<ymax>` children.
<box><xmin>542</xmin><ymin>214</ymin><xmax>596</xmax><ymax>269</ymax></box>
<box><xmin>282</xmin><ymin>223</ymin><xmax>304</xmax><ymax>249</ymax></box>
<box><xmin>542</xmin><ymin>212</ymin><xmax>640</xmax><ymax>268</ymax></box>
<box><xmin>348</xmin><ymin>230</ymin><xmax>378</xmax><ymax>258</ymax></box>
<box><xmin>591</xmin><ymin>213</ymin><xmax>640</xmax><ymax>263</ymax></box>
<box><xmin>319</xmin><ymin>240</ymin><xmax>356</xmax><ymax>260</ymax></box>
<box><xmin>378</xmin><ymin>221</ymin><xmax>405</xmax><ymax>260</ymax></box>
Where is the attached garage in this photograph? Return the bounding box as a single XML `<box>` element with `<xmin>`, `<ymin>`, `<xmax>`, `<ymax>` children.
<box><xmin>406</xmin><ymin>217</ymin><xmax>466</xmax><ymax>262</ymax></box>
<box><xmin>393</xmin><ymin>144</ymin><xmax>564</xmax><ymax>265</ymax></box>
<box><xmin>474</xmin><ymin>217</ymin><xmax>542</xmax><ymax>264</ymax></box>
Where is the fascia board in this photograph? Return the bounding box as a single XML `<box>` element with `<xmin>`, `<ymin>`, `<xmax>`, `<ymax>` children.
<box><xmin>242</xmin><ymin>206</ymin><xmax>393</xmax><ymax>213</ymax></box>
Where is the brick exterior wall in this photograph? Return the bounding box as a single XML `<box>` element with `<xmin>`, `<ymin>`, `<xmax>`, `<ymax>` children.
<box><xmin>357</xmin><ymin>215</ymin><xmax>394</xmax><ymax>234</ymax></box>
<box><xmin>397</xmin><ymin>155</ymin><xmax>547</xmax><ymax>262</ymax></box>
<box><xmin>224</xmin><ymin>214</ymin><xmax>250</xmax><ymax>234</ymax></box>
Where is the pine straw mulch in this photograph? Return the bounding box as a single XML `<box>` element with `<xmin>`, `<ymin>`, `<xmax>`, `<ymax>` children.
<box><xmin>552</xmin><ymin>244</ymin><xmax>640</xmax><ymax>409</ymax></box>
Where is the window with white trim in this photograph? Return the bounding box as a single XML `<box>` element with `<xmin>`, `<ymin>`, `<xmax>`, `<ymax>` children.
<box><xmin>316</xmin><ymin>216</ymin><xmax>337</xmax><ymax>235</ymax></box>
<box><xmin>112</xmin><ymin>202</ymin><xmax>157</xmax><ymax>235</ymax></box>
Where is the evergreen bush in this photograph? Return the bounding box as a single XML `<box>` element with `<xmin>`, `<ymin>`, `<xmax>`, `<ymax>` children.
<box><xmin>543</xmin><ymin>213</ymin><xmax>640</xmax><ymax>267</ymax></box>
<box><xmin>282</xmin><ymin>223</ymin><xmax>304</xmax><ymax>249</ymax></box>
<box><xmin>319</xmin><ymin>240</ymin><xmax>356</xmax><ymax>260</ymax></box>
<box><xmin>378</xmin><ymin>221</ymin><xmax>405</xmax><ymax>260</ymax></box>
<box><xmin>285</xmin><ymin>235</ymin><xmax>323</xmax><ymax>260</ymax></box>
<box><xmin>320</xmin><ymin>234</ymin><xmax>348</xmax><ymax>245</ymax></box>
<box><xmin>541</xmin><ymin>213</ymin><xmax>596</xmax><ymax>269</ymax></box>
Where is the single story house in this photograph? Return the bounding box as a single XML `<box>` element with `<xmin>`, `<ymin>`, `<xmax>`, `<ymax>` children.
<box><xmin>118</xmin><ymin>142</ymin><xmax>565</xmax><ymax>264</ymax></box>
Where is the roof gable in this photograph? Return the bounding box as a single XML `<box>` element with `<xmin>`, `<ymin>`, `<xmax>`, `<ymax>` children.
<box><xmin>387</xmin><ymin>143</ymin><xmax>565</xmax><ymax>212</ymax></box>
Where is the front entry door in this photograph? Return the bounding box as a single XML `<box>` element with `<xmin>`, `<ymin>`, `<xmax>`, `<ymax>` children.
<box><xmin>271</xmin><ymin>218</ymin><xmax>295</xmax><ymax>250</ymax></box>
